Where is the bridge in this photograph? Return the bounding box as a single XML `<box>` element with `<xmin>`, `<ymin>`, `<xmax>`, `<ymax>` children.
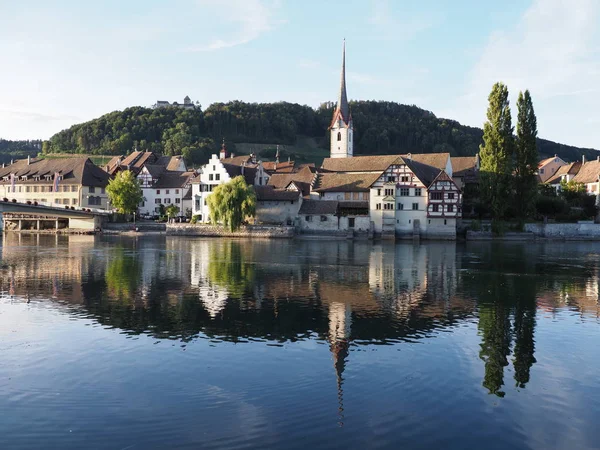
<box><xmin>0</xmin><ymin>200</ymin><xmax>109</xmax><ymax>232</ymax></box>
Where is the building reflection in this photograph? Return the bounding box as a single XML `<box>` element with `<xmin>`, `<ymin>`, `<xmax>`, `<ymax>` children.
<box><xmin>3</xmin><ymin>236</ymin><xmax>600</xmax><ymax>416</ymax></box>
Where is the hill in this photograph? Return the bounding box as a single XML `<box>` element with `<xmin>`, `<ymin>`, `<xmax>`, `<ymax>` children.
<box><xmin>0</xmin><ymin>139</ymin><xmax>42</xmax><ymax>164</ymax></box>
<box><xmin>28</xmin><ymin>101</ymin><xmax>600</xmax><ymax>167</ymax></box>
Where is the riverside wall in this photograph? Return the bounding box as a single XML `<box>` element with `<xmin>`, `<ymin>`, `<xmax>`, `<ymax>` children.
<box><xmin>524</xmin><ymin>222</ymin><xmax>600</xmax><ymax>239</ymax></box>
<box><xmin>166</xmin><ymin>224</ymin><xmax>295</xmax><ymax>238</ymax></box>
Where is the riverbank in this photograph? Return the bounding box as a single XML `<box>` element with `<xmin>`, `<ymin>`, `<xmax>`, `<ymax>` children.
<box><xmin>466</xmin><ymin>222</ymin><xmax>600</xmax><ymax>241</ymax></box>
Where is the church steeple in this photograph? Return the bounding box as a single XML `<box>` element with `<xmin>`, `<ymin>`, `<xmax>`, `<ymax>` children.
<box><xmin>329</xmin><ymin>39</ymin><xmax>353</xmax><ymax>159</ymax></box>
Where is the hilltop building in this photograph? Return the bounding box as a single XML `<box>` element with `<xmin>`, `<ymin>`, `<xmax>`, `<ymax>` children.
<box><xmin>153</xmin><ymin>96</ymin><xmax>197</xmax><ymax>110</ymax></box>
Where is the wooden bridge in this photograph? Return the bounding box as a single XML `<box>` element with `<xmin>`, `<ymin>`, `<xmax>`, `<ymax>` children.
<box><xmin>0</xmin><ymin>200</ymin><xmax>109</xmax><ymax>233</ymax></box>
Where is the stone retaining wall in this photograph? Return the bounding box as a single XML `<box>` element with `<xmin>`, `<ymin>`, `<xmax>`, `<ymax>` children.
<box><xmin>525</xmin><ymin>223</ymin><xmax>600</xmax><ymax>239</ymax></box>
<box><xmin>166</xmin><ymin>224</ymin><xmax>295</xmax><ymax>238</ymax></box>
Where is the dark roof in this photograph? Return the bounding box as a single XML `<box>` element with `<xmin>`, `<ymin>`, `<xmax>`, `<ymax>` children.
<box><xmin>268</xmin><ymin>166</ymin><xmax>315</xmax><ymax>196</ymax></box>
<box><xmin>299</xmin><ymin>200</ymin><xmax>339</xmax><ymax>215</ymax></box>
<box><xmin>153</xmin><ymin>171</ymin><xmax>195</xmax><ymax>189</ymax></box>
<box><xmin>403</xmin><ymin>158</ymin><xmax>442</xmax><ymax>187</ymax></box>
<box><xmin>222</xmin><ymin>155</ymin><xmax>254</xmax><ymax>166</ymax></box>
<box><xmin>156</xmin><ymin>155</ymin><xmax>185</xmax><ymax>171</ymax></box>
<box><xmin>451</xmin><ymin>156</ymin><xmax>478</xmax><ymax>176</ymax></box>
<box><xmin>321</xmin><ymin>155</ymin><xmax>400</xmax><ymax>172</ymax></box>
<box><xmin>406</xmin><ymin>153</ymin><xmax>449</xmax><ymax>171</ymax></box>
<box><xmin>254</xmin><ymin>186</ymin><xmax>301</xmax><ymax>201</ymax></box>
<box><xmin>144</xmin><ymin>164</ymin><xmax>166</xmax><ymax>178</ymax></box>
<box><xmin>572</xmin><ymin>160</ymin><xmax>600</xmax><ymax>184</ymax></box>
<box><xmin>0</xmin><ymin>157</ymin><xmax>110</xmax><ymax>187</ymax></box>
<box><xmin>222</xmin><ymin>163</ymin><xmax>257</xmax><ymax>185</ymax></box>
<box><xmin>545</xmin><ymin>162</ymin><xmax>582</xmax><ymax>184</ymax></box>
<box><xmin>313</xmin><ymin>172</ymin><xmax>382</xmax><ymax>192</ymax></box>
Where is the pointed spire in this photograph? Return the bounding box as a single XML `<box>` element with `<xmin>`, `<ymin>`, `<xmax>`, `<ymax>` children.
<box><xmin>337</xmin><ymin>39</ymin><xmax>350</xmax><ymax>124</ymax></box>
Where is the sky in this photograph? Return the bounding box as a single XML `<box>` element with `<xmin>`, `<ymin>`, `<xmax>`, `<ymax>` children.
<box><xmin>0</xmin><ymin>0</ymin><xmax>599</xmax><ymax>149</ymax></box>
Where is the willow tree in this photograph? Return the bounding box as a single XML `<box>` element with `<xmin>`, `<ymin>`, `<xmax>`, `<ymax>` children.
<box><xmin>479</xmin><ymin>82</ymin><xmax>514</xmax><ymax>220</ymax></box>
<box><xmin>207</xmin><ymin>176</ymin><xmax>256</xmax><ymax>231</ymax></box>
<box><xmin>514</xmin><ymin>90</ymin><xmax>538</xmax><ymax>221</ymax></box>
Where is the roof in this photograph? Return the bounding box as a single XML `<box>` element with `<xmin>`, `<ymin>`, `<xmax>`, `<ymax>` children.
<box><xmin>299</xmin><ymin>200</ymin><xmax>339</xmax><ymax>215</ymax></box>
<box><xmin>429</xmin><ymin>170</ymin><xmax>458</xmax><ymax>189</ymax></box>
<box><xmin>321</xmin><ymin>155</ymin><xmax>400</xmax><ymax>172</ymax></box>
<box><xmin>313</xmin><ymin>171</ymin><xmax>382</xmax><ymax>192</ymax></box>
<box><xmin>144</xmin><ymin>164</ymin><xmax>166</xmax><ymax>178</ymax></box>
<box><xmin>156</xmin><ymin>155</ymin><xmax>185</xmax><ymax>171</ymax></box>
<box><xmin>405</xmin><ymin>153</ymin><xmax>449</xmax><ymax>171</ymax></box>
<box><xmin>222</xmin><ymin>163</ymin><xmax>257</xmax><ymax>186</ymax></box>
<box><xmin>153</xmin><ymin>171</ymin><xmax>195</xmax><ymax>189</ymax></box>
<box><xmin>330</xmin><ymin>40</ymin><xmax>350</xmax><ymax>128</ymax></box>
<box><xmin>254</xmin><ymin>186</ymin><xmax>301</xmax><ymax>201</ymax></box>
<box><xmin>451</xmin><ymin>156</ymin><xmax>478</xmax><ymax>176</ymax></box>
<box><xmin>403</xmin><ymin>158</ymin><xmax>442</xmax><ymax>187</ymax></box>
<box><xmin>0</xmin><ymin>157</ymin><xmax>110</xmax><ymax>187</ymax></box>
<box><xmin>268</xmin><ymin>166</ymin><xmax>315</xmax><ymax>196</ymax></box>
<box><xmin>538</xmin><ymin>155</ymin><xmax>565</xmax><ymax>168</ymax></box>
<box><xmin>262</xmin><ymin>160</ymin><xmax>295</xmax><ymax>173</ymax></box>
<box><xmin>571</xmin><ymin>160</ymin><xmax>600</xmax><ymax>184</ymax></box>
<box><xmin>222</xmin><ymin>155</ymin><xmax>253</xmax><ymax>166</ymax></box>
<box><xmin>545</xmin><ymin>162</ymin><xmax>582</xmax><ymax>184</ymax></box>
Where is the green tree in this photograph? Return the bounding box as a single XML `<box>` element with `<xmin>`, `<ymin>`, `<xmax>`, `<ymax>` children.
<box><xmin>207</xmin><ymin>176</ymin><xmax>256</xmax><ymax>231</ymax></box>
<box><xmin>514</xmin><ymin>90</ymin><xmax>538</xmax><ymax>221</ymax></box>
<box><xmin>166</xmin><ymin>204</ymin><xmax>180</xmax><ymax>221</ymax></box>
<box><xmin>106</xmin><ymin>170</ymin><xmax>143</xmax><ymax>214</ymax></box>
<box><xmin>479</xmin><ymin>82</ymin><xmax>514</xmax><ymax>220</ymax></box>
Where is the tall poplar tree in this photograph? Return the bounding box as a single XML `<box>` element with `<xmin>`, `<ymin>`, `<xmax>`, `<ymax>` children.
<box><xmin>479</xmin><ymin>82</ymin><xmax>514</xmax><ymax>220</ymax></box>
<box><xmin>514</xmin><ymin>90</ymin><xmax>538</xmax><ymax>221</ymax></box>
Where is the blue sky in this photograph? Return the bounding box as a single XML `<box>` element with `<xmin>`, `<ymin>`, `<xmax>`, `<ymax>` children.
<box><xmin>0</xmin><ymin>0</ymin><xmax>599</xmax><ymax>149</ymax></box>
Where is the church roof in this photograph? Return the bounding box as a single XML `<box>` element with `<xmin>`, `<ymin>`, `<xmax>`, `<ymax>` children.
<box><xmin>321</xmin><ymin>155</ymin><xmax>400</xmax><ymax>172</ymax></box>
<box><xmin>330</xmin><ymin>40</ymin><xmax>351</xmax><ymax>127</ymax></box>
<box><xmin>406</xmin><ymin>153</ymin><xmax>449</xmax><ymax>171</ymax></box>
<box><xmin>313</xmin><ymin>172</ymin><xmax>382</xmax><ymax>192</ymax></box>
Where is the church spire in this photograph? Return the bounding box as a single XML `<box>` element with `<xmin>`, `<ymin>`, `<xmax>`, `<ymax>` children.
<box><xmin>337</xmin><ymin>39</ymin><xmax>350</xmax><ymax>124</ymax></box>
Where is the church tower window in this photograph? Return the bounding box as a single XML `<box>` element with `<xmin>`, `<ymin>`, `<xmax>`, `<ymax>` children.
<box><xmin>337</xmin><ymin>132</ymin><xmax>342</xmax><ymax>141</ymax></box>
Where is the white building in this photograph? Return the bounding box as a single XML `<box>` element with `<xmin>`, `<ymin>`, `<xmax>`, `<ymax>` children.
<box><xmin>191</xmin><ymin>148</ymin><xmax>270</xmax><ymax>223</ymax></box>
<box><xmin>153</xmin><ymin>96</ymin><xmax>197</xmax><ymax>110</ymax></box>
<box><xmin>329</xmin><ymin>40</ymin><xmax>353</xmax><ymax>159</ymax></box>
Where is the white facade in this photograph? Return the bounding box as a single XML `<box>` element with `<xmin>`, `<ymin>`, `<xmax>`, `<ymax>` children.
<box><xmin>330</xmin><ymin>119</ymin><xmax>353</xmax><ymax>159</ymax></box>
<box><xmin>140</xmin><ymin>186</ymin><xmax>190</xmax><ymax>216</ymax></box>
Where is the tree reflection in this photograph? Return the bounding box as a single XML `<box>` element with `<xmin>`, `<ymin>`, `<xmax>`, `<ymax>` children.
<box><xmin>106</xmin><ymin>247</ymin><xmax>141</xmax><ymax>301</ymax></box>
<box><xmin>512</xmin><ymin>282</ymin><xmax>537</xmax><ymax>388</ymax></box>
<box><xmin>206</xmin><ymin>241</ymin><xmax>255</xmax><ymax>298</ymax></box>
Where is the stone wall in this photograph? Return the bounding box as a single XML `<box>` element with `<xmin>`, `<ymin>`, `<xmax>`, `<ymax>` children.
<box><xmin>166</xmin><ymin>223</ymin><xmax>295</xmax><ymax>238</ymax></box>
<box><xmin>104</xmin><ymin>222</ymin><xmax>167</xmax><ymax>232</ymax></box>
<box><xmin>525</xmin><ymin>222</ymin><xmax>600</xmax><ymax>239</ymax></box>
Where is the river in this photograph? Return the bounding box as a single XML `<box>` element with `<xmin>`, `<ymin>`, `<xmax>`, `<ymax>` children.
<box><xmin>1</xmin><ymin>234</ymin><xmax>599</xmax><ymax>449</ymax></box>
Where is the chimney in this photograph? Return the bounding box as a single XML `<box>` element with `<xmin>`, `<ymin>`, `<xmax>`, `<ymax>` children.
<box><xmin>230</xmin><ymin>153</ymin><xmax>235</xmax><ymax>159</ymax></box>
<box><xmin>241</xmin><ymin>162</ymin><xmax>245</xmax><ymax>175</ymax></box>
<box><xmin>583</xmin><ymin>155</ymin><xmax>586</xmax><ymax>164</ymax></box>
<box><xmin>597</xmin><ymin>156</ymin><xmax>600</xmax><ymax>162</ymax></box>
<box><xmin>27</xmin><ymin>155</ymin><xmax>31</xmax><ymax>165</ymax></box>
<box><xmin>407</xmin><ymin>153</ymin><xmax>412</xmax><ymax>160</ymax></box>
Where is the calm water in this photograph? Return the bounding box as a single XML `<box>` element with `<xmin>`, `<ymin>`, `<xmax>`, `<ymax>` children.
<box><xmin>1</xmin><ymin>235</ymin><xmax>599</xmax><ymax>450</ymax></box>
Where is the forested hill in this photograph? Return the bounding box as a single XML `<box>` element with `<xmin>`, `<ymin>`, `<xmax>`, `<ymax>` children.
<box><xmin>0</xmin><ymin>139</ymin><xmax>42</xmax><ymax>164</ymax></box>
<box><xmin>39</xmin><ymin>101</ymin><xmax>598</xmax><ymax>166</ymax></box>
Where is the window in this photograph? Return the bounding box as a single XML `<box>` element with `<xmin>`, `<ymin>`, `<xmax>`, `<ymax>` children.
<box><xmin>212</xmin><ymin>165</ymin><xmax>216</xmax><ymax>171</ymax></box>
<box><xmin>175</xmin><ymin>189</ymin><xmax>179</xmax><ymax>194</ymax></box>
<box><xmin>306</xmin><ymin>215</ymin><xmax>312</xmax><ymax>222</ymax></box>
<box><xmin>204</xmin><ymin>199</ymin><xmax>207</xmax><ymax>206</ymax></box>
<box><xmin>215</xmin><ymin>174</ymin><xmax>220</xmax><ymax>181</ymax></box>
<box><xmin>431</xmin><ymin>192</ymin><xmax>443</xmax><ymax>200</ymax></box>
<box><xmin>384</xmin><ymin>189</ymin><xmax>394</xmax><ymax>196</ymax></box>
<box><xmin>412</xmin><ymin>203</ymin><xmax>418</xmax><ymax>210</ymax></box>
<box><xmin>155</xmin><ymin>207</ymin><xmax>160</xmax><ymax>213</ymax></box>
<box><xmin>400</xmin><ymin>188</ymin><xmax>409</xmax><ymax>196</ymax></box>
<box><xmin>352</xmin><ymin>192</ymin><xmax>360</xmax><ymax>200</ymax></box>
<box><xmin>71</xmin><ymin>185</ymin><xmax>77</xmax><ymax>192</ymax></box>
<box><xmin>209</xmin><ymin>174</ymin><xmax>214</xmax><ymax>181</ymax></box>
<box><xmin>376</xmin><ymin>203</ymin><xmax>381</xmax><ymax>210</ymax></box>
<box><xmin>415</xmin><ymin>188</ymin><xmax>422</xmax><ymax>196</ymax></box>
<box><xmin>195</xmin><ymin>200</ymin><xmax>200</xmax><ymax>209</ymax></box>
<box><xmin>377</xmin><ymin>189</ymin><xmax>381</xmax><ymax>196</ymax></box>
<box><xmin>387</xmin><ymin>176</ymin><xmax>396</xmax><ymax>182</ymax></box>
<box><xmin>155</xmin><ymin>199</ymin><xmax>161</xmax><ymax>204</ymax></box>
<box><xmin>432</xmin><ymin>204</ymin><xmax>439</xmax><ymax>212</ymax></box>
<box><xmin>72</xmin><ymin>199</ymin><xmax>77</xmax><ymax>205</ymax></box>
<box><xmin>540</xmin><ymin>168</ymin><xmax>545</xmax><ymax>174</ymax></box>
<box><xmin>165</xmin><ymin>198</ymin><xmax>171</xmax><ymax>204</ymax></box>
<box><xmin>398</xmin><ymin>203</ymin><xmax>404</xmax><ymax>210</ymax></box>
<box><xmin>166</xmin><ymin>189</ymin><xmax>170</xmax><ymax>194</ymax></box>
<box><xmin>401</xmin><ymin>176</ymin><xmax>409</xmax><ymax>183</ymax></box>
<box><xmin>448</xmin><ymin>192</ymin><xmax>455</xmax><ymax>199</ymax></box>
<box><xmin>88</xmin><ymin>196</ymin><xmax>101</xmax><ymax>206</ymax></box>
<box><xmin>26</xmin><ymin>186</ymin><xmax>31</xmax><ymax>193</ymax></box>
<box><xmin>156</xmin><ymin>189</ymin><xmax>161</xmax><ymax>194</ymax></box>
<box><xmin>345</xmin><ymin>192</ymin><xmax>351</xmax><ymax>200</ymax></box>
<box><xmin>384</xmin><ymin>203</ymin><xmax>394</xmax><ymax>210</ymax></box>
<box><xmin>101</xmin><ymin>188</ymin><xmax>105</xmax><ymax>194</ymax></box>
<box><xmin>337</xmin><ymin>132</ymin><xmax>341</xmax><ymax>141</ymax></box>
<box><xmin>348</xmin><ymin>218</ymin><xmax>355</xmax><ymax>228</ymax></box>
<box><xmin>175</xmin><ymin>198</ymin><xmax>181</xmax><ymax>204</ymax></box>
<box><xmin>89</xmin><ymin>187</ymin><xmax>96</xmax><ymax>194</ymax></box>
<box><xmin>447</xmin><ymin>205</ymin><xmax>454</xmax><ymax>212</ymax></box>
<box><xmin>33</xmin><ymin>186</ymin><xmax>39</xmax><ymax>193</ymax></box>
<box><xmin>320</xmin><ymin>215</ymin><xmax>327</xmax><ymax>222</ymax></box>
<box><xmin>444</xmin><ymin>219</ymin><xmax>447</xmax><ymax>225</ymax></box>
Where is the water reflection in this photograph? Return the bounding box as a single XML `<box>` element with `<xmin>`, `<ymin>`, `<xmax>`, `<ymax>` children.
<box><xmin>1</xmin><ymin>235</ymin><xmax>600</xmax><ymax>403</ymax></box>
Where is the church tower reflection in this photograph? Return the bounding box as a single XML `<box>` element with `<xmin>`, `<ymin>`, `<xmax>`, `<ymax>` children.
<box><xmin>328</xmin><ymin>301</ymin><xmax>351</xmax><ymax>427</ymax></box>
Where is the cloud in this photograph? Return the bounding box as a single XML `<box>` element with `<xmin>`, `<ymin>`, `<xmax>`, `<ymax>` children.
<box><xmin>183</xmin><ymin>0</ymin><xmax>285</xmax><ymax>52</ymax></box>
<box><xmin>445</xmin><ymin>0</ymin><xmax>600</xmax><ymax>148</ymax></box>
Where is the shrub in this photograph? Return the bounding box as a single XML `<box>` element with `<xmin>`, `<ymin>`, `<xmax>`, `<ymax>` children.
<box><xmin>491</xmin><ymin>220</ymin><xmax>507</xmax><ymax>236</ymax></box>
<box><xmin>11</xmin><ymin>199</ymin><xmax>17</xmax><ymax>203</ymax></box>
<box><xmin>190</xmin><ymin>215</ymin><xmax>201</xmax><ymax>224</ymax></box>
<box><xmin>2</xmin><ymin>197</ymin><xmax>7</xmax><ymax>202</ymax></box>
<box><xmin>33</xmin><ymin>201</ymin><xmax>38</xmax><ymax>206</ymax></box>
<box><xmin>470</xmin><ymin>219</ymin><xmax>481</xmax><ymax>231</ymax></box>
<box><xmin>26</xmin><ymin>200</ymin><xmax>32</xmax><ymax>205</ymax></box>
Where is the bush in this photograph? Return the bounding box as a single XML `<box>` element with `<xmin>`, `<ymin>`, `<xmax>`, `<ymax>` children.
<box><xmin>491</xmin><ymin>220</ymin><xmax>507</xmax><ymax>236</ymax></box>
<box><xmin>2</xmin><ymin>197</ymin><xmax>7</xmax><ymax>202</ymax></box>
<box><xmin>470</xmin><ymin>219</ymin><xmax>481</xmax><ymax>231</ymax></box>
<box><xmin>190</xmin><ymin>215</ymin><xmax>201</xmax><ymax>224</ymax></box>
